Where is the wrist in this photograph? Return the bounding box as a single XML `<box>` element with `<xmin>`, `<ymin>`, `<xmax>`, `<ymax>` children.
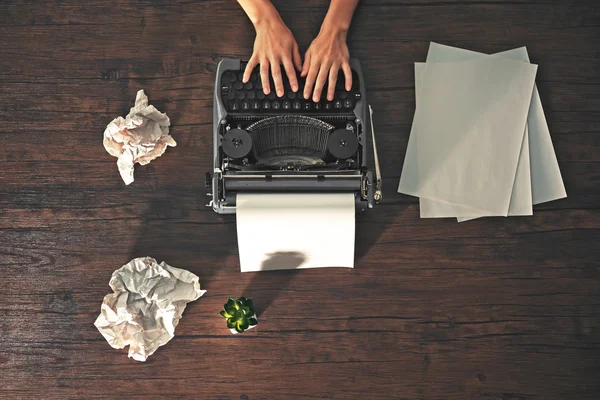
<box><xmin>249</xmin><ymin>1</ymin><xmax>281</xmax><ymax>29</ymax></box>
<box><xmin>319</xmin><ymin>18</ymin><xmax>349</xmax><ymax>40</ymax></box>
<box><xmin>318</xmin><ymin>0</ymin><xmax>357</xmax><ymax>39</ymax></box>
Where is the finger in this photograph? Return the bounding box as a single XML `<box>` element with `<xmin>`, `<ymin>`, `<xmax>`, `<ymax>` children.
<box><xmin>283</xmin><ymin>56</ymin><xmax>299</xmax><ymax>92</ymax></box>
<box><xmin>341</xmin><ymin>62</ymin><xmax>353</xmax><ymax>92</ymax></box>
<box><xmin>312</xmin><ymin>64</ymin><xmax>330</xmax><ymax>102</ymax></box>
<box><xmin>327</xmin><ymin>64</ymin><xmax>340</xmax><ymax>101</ymax></box>
<box><xmin>260</xmin><ymin>60</ymin><xmax>270</xmax><ymax>95</ymax></box>
<box><xmin>271</xmin><ymin>61</ymin><xmax>284</xmax><ymax>97</ymax></box>
<box><xmin>292</xmin><ymin>43</ymin><xmax>302</xmax><ymax>71</ymax></box>
<box><xmin>243</xmin><ymin>57</ymin><xmax>257</xmax><ymax>83</ymax></box>
<box><xmin>303</xmin><ymin>60</ymin><xmax>319</xmax><ymax>100</ymax></box>
<box><xmin>301</xmin><ymin>51</ymin><xmax>311</xmax><ymax>78</ymax></box>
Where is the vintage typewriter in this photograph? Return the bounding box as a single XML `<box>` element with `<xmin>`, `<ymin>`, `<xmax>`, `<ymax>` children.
<box><xmin>208</xmin><ymin>58</ymin><xmax>381</xmax><ymax>214</ymax></box>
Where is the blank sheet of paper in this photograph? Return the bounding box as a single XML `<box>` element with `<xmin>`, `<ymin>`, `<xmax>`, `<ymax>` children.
<box><xmin>414</xmin><ymin>48</ymin><xmax>536</xmax><ymax>220</ymax></box>
<box><xmin>398</xmin><ymin>56</ymin><xmax>537</xmax><ymax>215</ymax></box>
<box><xmin>413</xmin><ymin>62</ymin><xmax>532</xmax><ymax>219</ymax></box>
<box><xmin>426</xmin><ymin>43</ymin><xmax>566</xmax><ymax>207</ymax></box>
<box><xmin>236</xmin><ymin>193</ymin><xmax>355</xmax><ymax>272</ymax></box>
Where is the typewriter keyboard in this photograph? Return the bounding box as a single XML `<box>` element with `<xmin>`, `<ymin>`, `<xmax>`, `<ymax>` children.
<box><xmin>220</xmin><ymin>67</ymin><xmax>361</xmax><ymax>114</ymax></box>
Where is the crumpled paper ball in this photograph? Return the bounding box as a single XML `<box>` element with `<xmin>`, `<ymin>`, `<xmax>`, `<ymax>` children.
<box><xmin>103</xmin><ymin>90</ymin><xmax>176</xmax><ymax>185</ymax></box>
<box><xmin>94</xmin><ymin>257</ymin><xmax>206</xmax><ymax>361</ymax></box>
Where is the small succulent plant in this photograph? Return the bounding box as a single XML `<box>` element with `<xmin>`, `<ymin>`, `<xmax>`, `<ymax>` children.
<box><xmin>220</xmin><ymin>297</ymin><xmax>258</xmax><ymax>333</ymax></box>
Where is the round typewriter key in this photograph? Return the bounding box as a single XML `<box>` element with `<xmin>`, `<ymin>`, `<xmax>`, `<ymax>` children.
<box><xmin>282</xmin><ymin>101</ymin><xmax>291</xmax><ymax>110</ymax></box>
<box><xmin>237</xmin><ymin>91</ymin><xmax>245</xmax><ymax>100</ymax></box>
<box><xmin>242</xmin><ymin>101</ymin><xmax>250</xmax><ymax>111</ymax></box>
<box><xmin>268</xmin><ymin>91</ymin><xmax>277</xmax><ymax>100</ymax></box>
<box><xmin>343</xmin><ymin>99</ymin><xmax>354</xmax><ymax>109</ymax></box>
<box><xmin>272</xmin><ymin>101</ymin><xmax>281</xmax><ymax>110</ymax></box>
<box><xmin>234</xmin><ymin>81</ymin><xmax>243</xmax><ymax>90</ymax></box>
<box><xmin>227</xmin><ymin>90</ymin><xmax>236</xmax><ymax>100</ymax></box>
<box><xmin>287</xmin><ymin>91</ymin><xmax>296</xmax><ymax>100</ymax></box>
<box><xmin>252</xmin><ymin>101</ymin><xmax>261</xmax><ymax>110</ymax></box>
<box><xmin>222</xmin><ymin>129</ymin><xmax>252</xmax><ymax>159</ymax></box>
<box><xmin>327</xmin><ymin>129</ymin><xmax>359</xmax><ymax>160</ymax></box>
<box><xmin>244</xmin><ymin>82</ymin><xmax>253</xmax><ymax>90</ymax></box>
<box><xmin>292</xmin><ymin>101</ymin><xmax>301</xmax><ymax>110</ymax></box>
<box><xmin>225</xmin><ymin>72</ymin><xmax>236</xmax><ymax>83</ymax></box>
<box><xmin>263</xmin><ymin>101</ymin><xmax>271</xmax><ymax>110</ymax></box>
<box><xmin>246</xmin><ymin>91</ymin><xmax>256</xmax><ymax>100</ymax></box>
<box><xmin>257</xmin><ymin>91</ymin><xmax>265</xmax><ymax>100</ymax></box>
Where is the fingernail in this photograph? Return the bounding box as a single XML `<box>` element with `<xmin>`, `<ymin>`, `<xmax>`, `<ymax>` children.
<box><xmin>292</xmin><ymin>85</ymin><xmax>298</xmax><ymax>92</ymax></box>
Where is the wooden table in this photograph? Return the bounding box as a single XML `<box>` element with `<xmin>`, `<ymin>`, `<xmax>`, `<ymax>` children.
<box><xmin>1</xmin><ymin>1</ymin><xmax>599</xmax><ymax>399</ymax></box>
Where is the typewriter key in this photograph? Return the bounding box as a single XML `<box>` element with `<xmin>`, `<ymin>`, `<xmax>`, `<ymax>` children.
<box><xmin>222</xmin><ymin>128</ymin><xmax>252</xmax><ymax>159</ymax></box>
<box><xmin>327</xmin><ymin>129</ymin><xmax>359</xmax><ymax>160</ymax></box>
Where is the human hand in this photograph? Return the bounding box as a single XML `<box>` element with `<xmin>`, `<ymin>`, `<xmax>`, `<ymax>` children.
<box><xmin>301</xmin><ymin>27</ymin><xmax>352</xmax><ymax>102</ymax></box>
<box><xmin>242</xmin><ymin>14</ymin><xmax>302</xmax><ymax>97</ymax></box>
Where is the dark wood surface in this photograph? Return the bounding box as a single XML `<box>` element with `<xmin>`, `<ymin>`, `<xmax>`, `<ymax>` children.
<box><xmin>1</xmin><ymin>0</ymin><xmax>599</xmax><ymax>399</ymax></box>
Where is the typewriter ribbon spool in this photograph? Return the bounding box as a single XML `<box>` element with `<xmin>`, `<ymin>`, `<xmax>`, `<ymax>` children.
<box><xmin>222</xmin><ymin>128</ymin><xmax>252</xmax><ymax>159</ymax></box>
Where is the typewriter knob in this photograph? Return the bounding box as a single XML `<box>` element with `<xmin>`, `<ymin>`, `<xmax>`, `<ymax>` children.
<box><xmin>327</xmin><ymin>129</ymin><xmax>359</xmax><ymax>160</ymax></box>
<box><xmin>222</xmin><ymin>128</ymin><xmax>252</xmax><ymax>159</ymax></box>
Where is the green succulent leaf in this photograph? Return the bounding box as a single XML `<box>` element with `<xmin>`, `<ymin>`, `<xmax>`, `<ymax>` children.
<box><xmin>235</xmin><ymin>323</ymin><xmax>244</xmax><ymax>333</ymax></box>
<box><xmin>224</xmin><ymin>298</ymin><xmax>237</xmax><ymax>314</ymax></box>
<box><xmin>248</xmin><ymin>317</ymin><xmax>258</xmax><ymax>326</ymax></box>
<box><xmin>241</xmin><ymin>298</ymin><xmax>255</xmax><ymax>313</ymax></box>
<box><xmin>226</xmin><ymin>319</ymin><xmax>236</xmax><ymax>329</ymax></box>
<box><xmin>239</xmin><ymin>318</ymin><xmax>250</xmax><ymax>330</ymax></box>
<box><xmin>220</xmin><ymin>310</ymin><xmax>232</xmax><ymax>319</ymax></box>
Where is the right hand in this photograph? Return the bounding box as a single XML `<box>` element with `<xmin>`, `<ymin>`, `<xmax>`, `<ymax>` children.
<box><xmin>242</xmin><ymin>16</ymin><xmax>302</xmax><ymax>97</ymax></box>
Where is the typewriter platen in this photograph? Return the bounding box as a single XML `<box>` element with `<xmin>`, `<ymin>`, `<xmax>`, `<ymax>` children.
<box><xmin>208</xmin><ymin>58</ymin><xmax>381</xmax><ymax>214</ymax></box>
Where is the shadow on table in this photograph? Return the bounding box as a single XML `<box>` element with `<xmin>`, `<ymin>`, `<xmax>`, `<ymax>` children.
<box><xmin>240</xmin><ymin>251</ymin><xmax>305</xmax><ymax>318</ymax></box>
<box><xmin>354</xmin><ymin>204</ymin><xmax>394</xmax><ymax>262</ymax></box>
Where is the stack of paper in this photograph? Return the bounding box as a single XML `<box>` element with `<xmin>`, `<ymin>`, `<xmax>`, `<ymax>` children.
<box><xmin>398</xmin><ymin>42</ymin><xmax>566</xmax><ymax>222</ymax></box>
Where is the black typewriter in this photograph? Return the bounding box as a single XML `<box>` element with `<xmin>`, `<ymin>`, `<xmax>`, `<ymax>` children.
<box><xmin>208</xmin><ymin>58</ymin><xmax>381</xmax><ymax>214</ymax></box>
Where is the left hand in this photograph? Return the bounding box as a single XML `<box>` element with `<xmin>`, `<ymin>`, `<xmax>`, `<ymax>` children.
<box><xmin>301</xmin><ymin>27</ymin><xmax>352</xmax><ymax>103</ymax></box>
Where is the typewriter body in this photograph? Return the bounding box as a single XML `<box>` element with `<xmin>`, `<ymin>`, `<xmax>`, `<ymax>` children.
<box><xmin>208</xmin><ymin>58</ymin><xmax>381</xmax><ymax>214</ymax></box>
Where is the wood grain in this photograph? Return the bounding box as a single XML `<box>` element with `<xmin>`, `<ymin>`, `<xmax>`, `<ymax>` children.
<box><xmin>1</xmin><ymin>0</ymin><xmax>599</xmax><ymax>399</ymax></box>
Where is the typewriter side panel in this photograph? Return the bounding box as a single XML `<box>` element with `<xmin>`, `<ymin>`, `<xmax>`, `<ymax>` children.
<box><xmin>349</xmin><ymin>59</ymin><xmax>377</xmax><ymax>209</ymax></box>
<box><xmin>212</xmin><ymin>59</ymin><xmax>240</xmax><ymax>215</ymax></box>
